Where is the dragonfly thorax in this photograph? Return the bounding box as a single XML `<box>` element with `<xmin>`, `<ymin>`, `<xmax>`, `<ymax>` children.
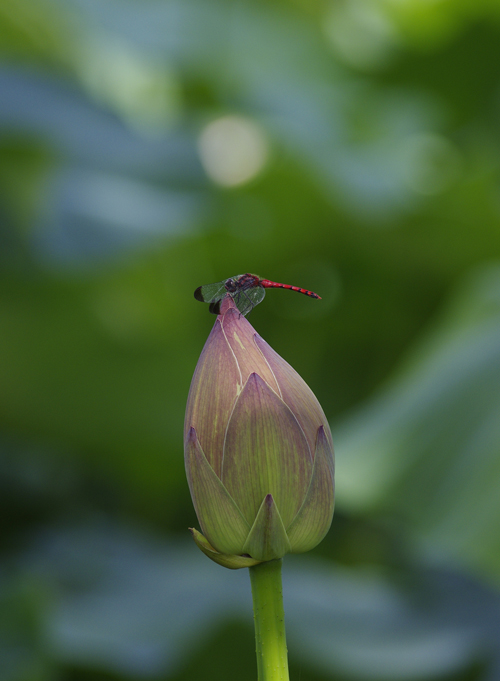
<box><xmin>225</xmin><ymin>278</ymin><xmax>238</xmax><ymax>292</ymax></box>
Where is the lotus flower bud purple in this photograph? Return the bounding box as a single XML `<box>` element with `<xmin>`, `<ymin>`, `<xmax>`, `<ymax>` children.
<box><xmin>185</xmin><ymin>296</ymin><xmax>334</xmax><ymax>568</ymax></box>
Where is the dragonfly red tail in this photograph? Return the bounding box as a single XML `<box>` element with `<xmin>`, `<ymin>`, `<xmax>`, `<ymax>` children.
<box><xmin>259</xmin><ymin>279</ymin><xmax>321</xmax><ymax>299</ymax></box>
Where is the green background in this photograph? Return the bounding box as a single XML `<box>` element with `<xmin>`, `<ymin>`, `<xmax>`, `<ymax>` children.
<box><xmin>1</xmin><ymin>0</ymin><xmax>500</xmax><ymax>679</ymax></box>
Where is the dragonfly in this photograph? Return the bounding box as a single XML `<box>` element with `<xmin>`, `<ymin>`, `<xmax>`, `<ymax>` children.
<box><xmin>194</xmin><ymin>273</ymin><xmax>321</xmax><ymax>316</ymax></box>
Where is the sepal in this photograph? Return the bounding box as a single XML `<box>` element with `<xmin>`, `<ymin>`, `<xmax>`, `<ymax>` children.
<box><xmin>190</xmin><ymin>528</ymin><xmax>262</xmax><ymax>570</ymax></box>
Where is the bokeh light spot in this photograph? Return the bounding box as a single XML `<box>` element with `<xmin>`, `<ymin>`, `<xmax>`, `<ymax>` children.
<box><xmin>198</xmin><ymin>115</ymin><xmax>269</xmax><ymax>187</ymax></box>
<box><xmin>324</xmin><ymin>0</ymin><xmax>396</xmax><ymax>70</ymax></box>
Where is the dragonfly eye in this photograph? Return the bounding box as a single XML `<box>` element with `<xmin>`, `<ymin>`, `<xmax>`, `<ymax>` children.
<box><xmin>225</xmin><ymin>278</ymin><xmax>237</xmax><ymax>292</ymax></box>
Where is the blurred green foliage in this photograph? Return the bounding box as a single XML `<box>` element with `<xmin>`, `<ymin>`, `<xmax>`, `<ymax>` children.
<box><xmin>1</xmin><ymin>0</ymin><xmax>500</xmax><ymax>679</ymax></box>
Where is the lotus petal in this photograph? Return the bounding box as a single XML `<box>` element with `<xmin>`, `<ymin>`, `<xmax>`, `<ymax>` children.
<box><xmin>243</xmin><ymin>495</ymin><xmax>291</xmax><ymax>561</ymax></box>
<box><xmin>287</xmin><ymin>426</ymin><xmax>335</xmax><ymax>553</ymax></box>
<box><xmin>222</xmin><ymin>373</ymin><xmax>312</xmax><ymax>527</ymax></box>
<box><xmin>184</xmin><ymin>318</ymin><xmax>241</xmax><ymax>476</ymax></box>
<box><xmin>255</xmin><ymin>334</ymin><xmax>331</xmax><ymax>457</ymax></box>
<box><xmin>220</xmin><ymin>305</ymin><xmax>280</xmax><ymax>394</ymax></box>
<box><xmin>185</xmin><ymin>427</ymin><xmax>250</xmax><ymax>554</ymax></box>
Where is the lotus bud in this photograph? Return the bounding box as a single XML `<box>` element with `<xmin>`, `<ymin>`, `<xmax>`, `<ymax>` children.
<box><xmin>184</xmin><ymin>295</ymin><xmax>334</xmax><ymax>569</ymax></box>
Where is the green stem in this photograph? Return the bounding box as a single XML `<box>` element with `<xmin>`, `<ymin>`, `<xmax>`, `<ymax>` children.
<box><xmin>249</xmin><ymin>559</ymin><xmax>290</xmax><ymax>681</ymax></box>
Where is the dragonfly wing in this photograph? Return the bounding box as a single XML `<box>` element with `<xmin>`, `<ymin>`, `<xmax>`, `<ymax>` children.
<box><xmin>235</xmin><ymin>286</ymin><xmax>265</xmax><ymax>316</ymax></box>
<box><xmin>194</xmin><ymin>281</ymin><xmax>227</xmax><ymax>303</ymax></box>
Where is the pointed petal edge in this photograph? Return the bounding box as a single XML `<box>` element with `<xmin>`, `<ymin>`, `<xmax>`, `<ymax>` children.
<box><xmin>190</xmin><ymin>528</ymin><xmax>262</xmax><ymax>570</ymax></box>
<box><xmin>242</xmin><ymin>494</ymin><xmax>292</xmax><ymax>561</ymax></box>
<box><xmin>287</xmin><ymin>426</ymin><xmax>335</xmax><ymax>553</ymax></box>
<box><xmin>185</xmin><ymin>428</ymin><xmax>250</xmax><ymax>554</ymax></box>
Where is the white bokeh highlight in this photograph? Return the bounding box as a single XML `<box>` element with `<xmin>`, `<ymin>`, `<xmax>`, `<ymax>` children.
<box><xmin>198</xmin><ymin>115</ymin><xmax>268</xmax><ymax>187</ymax></box>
